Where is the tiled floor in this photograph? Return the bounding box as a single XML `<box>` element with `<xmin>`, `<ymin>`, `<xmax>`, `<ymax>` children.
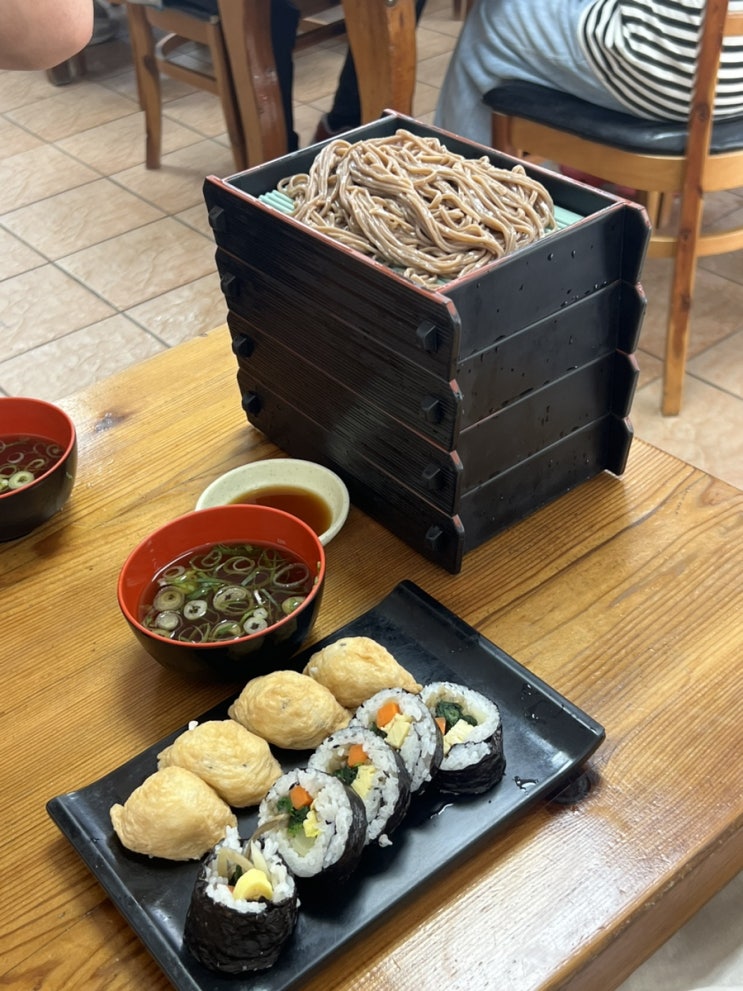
<box><xmin>1</xmin><ymin>4</ymin><xmax>742</xmax><ymax>986</ymax></box>
<box><xmin>1</xmin><ymin>0</ymin><xmax>742</xmax><ymax>491</ymax></box>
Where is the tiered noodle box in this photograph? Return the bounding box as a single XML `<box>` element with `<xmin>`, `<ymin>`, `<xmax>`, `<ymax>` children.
<box><xmin>203</xmin><ymin>113</ymin><xmax>650</xmax><ymax>573</ymax></box>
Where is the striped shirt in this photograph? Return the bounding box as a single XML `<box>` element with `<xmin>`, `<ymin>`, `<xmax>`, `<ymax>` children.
<box><xmin>579</xmin><ymin>0</ymin><xmax>743</xmax><ymax>119</ymax></box>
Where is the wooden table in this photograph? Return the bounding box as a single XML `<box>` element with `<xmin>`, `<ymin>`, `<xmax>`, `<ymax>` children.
<box><xmin>1</xmin><ymin>327</ymin><xmax>741</xmax><ymax>991</ymax></box>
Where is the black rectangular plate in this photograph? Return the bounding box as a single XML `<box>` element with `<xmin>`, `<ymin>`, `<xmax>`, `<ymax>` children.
<box><xmin>47</xmin><ymin>580</ymin><xmax>605</xmax><ymax>991</ymax></box>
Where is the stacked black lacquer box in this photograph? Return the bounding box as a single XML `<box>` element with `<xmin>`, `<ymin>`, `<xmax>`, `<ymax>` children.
<box><xmin>203</xmin><ymin>113</ymin><xmax>650</xmax><ymax>573</ymax></box>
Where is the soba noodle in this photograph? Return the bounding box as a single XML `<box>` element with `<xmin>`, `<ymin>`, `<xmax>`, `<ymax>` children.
<box><xmin>277</xmin><ymin>129</ymin><xmax>555</xmax><ymax>287</ymax></box>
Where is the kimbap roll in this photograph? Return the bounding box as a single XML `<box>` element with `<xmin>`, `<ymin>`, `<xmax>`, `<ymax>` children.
<box><xmin>421</xmin><ymin>681</ymin><xmax>505</xmax><ymax>795</ymax></box>
<box><xmin>256</xmin><ymin>768</ymin><xmax>367</xmax><ymax>887</ymax></box>
<box><xmin>308</xmin><ymin>726</ymin><xmax>412</xmax><ymax>846</ymax></box>
<box><xmin>350</xmin><ymin>688</ymin><xmax>443</xmax><ymax>795</ymax></box>
<box><xmin>183</xmin><ymin>827</ymin><xmax>298</xmax><ymax>975</ymax></box>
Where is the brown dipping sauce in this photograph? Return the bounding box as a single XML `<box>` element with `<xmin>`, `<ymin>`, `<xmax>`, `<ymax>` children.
<box><xmin>228</xmin><ymin>485</ymin><xmax>333</xmax><ymax>536</ymax></box>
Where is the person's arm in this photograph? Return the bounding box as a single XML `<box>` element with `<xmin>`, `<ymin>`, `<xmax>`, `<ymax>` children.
<box><xmin>0</xmin><ymin>0</ymin><xmax>94</xmax><ymax>70</ymax></box>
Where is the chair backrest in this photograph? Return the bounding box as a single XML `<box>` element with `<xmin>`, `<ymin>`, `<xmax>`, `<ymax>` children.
<box><xmin>486</xmin><ymin>0</ymin><xmax>743</xmax><ymax>415</ymax></box>
<box><xmin>218</xmin><ymin>0</ymin><xmax>418</xmax><ymax>168</ymax></box>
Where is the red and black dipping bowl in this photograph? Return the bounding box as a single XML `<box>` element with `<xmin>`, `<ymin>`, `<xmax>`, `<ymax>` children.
<box><xmin>0</xmin><ymin>396</ymin><xmax>77</xmax><ymax>542</ymax></box>
<box><xmin>117</xmin><ymin>503</ymin><xmax>327</xmax><ymax>681</ymax></box>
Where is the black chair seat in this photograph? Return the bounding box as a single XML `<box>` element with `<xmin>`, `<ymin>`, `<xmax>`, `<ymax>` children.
<box><xmin>484</xmin><ymin>80</ymin><xmax>743</xmax><ymax>156</ymax></box>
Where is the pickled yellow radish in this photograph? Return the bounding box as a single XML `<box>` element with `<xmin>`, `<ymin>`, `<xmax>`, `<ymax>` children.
<box><xmin>233</xmin><ymin>868</ymin><xmax>273</xmax><ymax>901</ymax></box>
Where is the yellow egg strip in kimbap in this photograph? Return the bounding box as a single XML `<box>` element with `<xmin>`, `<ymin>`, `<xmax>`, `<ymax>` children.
<box><xmin>257</xmin><ymin>768</ymin><xmax>367</xmax><ymax>889</ymax></box>
<box><xmin>421</xmin><ymin>681</ymin><xmax>505</xmax><ymax>795</ymax></box>
<box><xmin>350</xmin><ymin>688</ymin><xmax>443</xmax><ymax>795</ymax></box>
<box><xmin>183</xmin><ymin>827</ymin><xmax>298</xmax><ymax>974</ymax></box>
<box><xmin>308</xmin><ymin>726</ymin><xmax>412</xmax><ymax>846</ymax></box>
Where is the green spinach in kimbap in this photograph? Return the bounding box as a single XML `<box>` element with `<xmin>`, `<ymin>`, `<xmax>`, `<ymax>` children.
<box><xmin>257</xmin><ymin>768</ymin><xmax>367</xmax><ymax>889</ymax></box>
<box><xmin>421</xmin><ymin>681</ymin><xmax>505</xmax><ymax>795</ymax></box>
<box><xmin>309</xmin><ymin>726</ymin><xmax>412</xmax><ymax>846</ymax></box>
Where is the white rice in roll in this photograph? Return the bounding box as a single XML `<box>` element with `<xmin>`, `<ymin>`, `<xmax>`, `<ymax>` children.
<box><xmin>350</xmin><ymin>688</ymin><xmax>443</xmax><ymax>794</ymax></box>
<box><xmin>308</xmin><ymin>726</ymin><xmax>411</xmax><ymax>846</ymax></box>
<box><xmin>420</xmin><ymin>681</ymin><xmax>505</xmax><ymax>794</ymax></box>
<box><xmin>257</xmin><ymin>767</ymin><xmax>367</xmax><ymax>884</ymax></box>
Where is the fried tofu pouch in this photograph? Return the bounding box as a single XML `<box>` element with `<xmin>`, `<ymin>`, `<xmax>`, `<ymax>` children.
<box><xmin>228</xmin><ymin>670</ymin><xmax>350</xmax><ymax>749</ymax></box>
<box><xmin>302</xmin><ymin>636</ymin><xmax>421</xmax><ymax>709</ymax></box>
<box><xmin>110</xmin><ymin>765</ymin><xmax>237</xmax><ymax>860</ymax></box>
<box><xmin>157</xmin><ymin>719</ymin><xmax>282</xmax><ymax>808</ymax></box>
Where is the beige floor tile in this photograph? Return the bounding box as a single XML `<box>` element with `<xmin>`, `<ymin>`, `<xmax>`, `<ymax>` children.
<box><xmin>0</xmin><ymin>315</ymin><xmax>166</xmax><ymax>402</ymax></box>
<box><xmin>296</xmin><ymin>102</ymin><xmax>330</xmax><ymax>149</ymax></box>
<box><xmin>638</xmin><ymin>259</ymin><xmax>743</xmax><ymax>360</ymax></box>
<box><xmin>417</xmin><ymin>25</ymin><xmax>464</xmax><ymax>60</ymax></box>
<box><xmin>56</xmin><ymin>110</ymin><xmax>202</xmax><ymax>175</ymax></box>
<box><xmin>630</xmin><ymin>374</ymin><xmax>743</xmax><ymax>490</ymax></box>
<box><xmin>1</xmin><ymin>264</ymin><xmax>115</xmax><ymax>359</ymax></box>
<box><xmin>161</xmin><ymin>90</ymin><xmax>234</xmax><ymax>139</ymax></box>
<box><xmin>57</xmin><ymin>217</ymin><xmax>216</xmax><ymax>310</ymax></box>
<box><xmin>5</xmin><ymin>80</ymin><xmax>139</xmax><ymax>142</ymax></box>
<box><xmin>293</xmin><ymin>45</ymin><xmax>346</xmax><ymax>105</ymax></box>
<box><xmin>634</xmin><ymin>348</ymin><xmax>664</xmax><ymax>389</ymax></box>
<box><xmin>0</xmin><ymin>68</ymin><xmax>59</xmax><ymax>113</ymax></box>
<box><xmin>420</xmin><ymin>1</ymin><xmax>467</xmax><ymax>38</ymax></box>
<box><xmin>413</xmin><ymin>79</ymin><xmax>442</xmax><ymax>120</ymax></box>
<box><xmin>126</xmin><ymin>274</ymin><xmax>228</xmax><ymax>347</ymax></box>
<box><xmin>417</xmin><ymin>50</ymin><xmax>456</xmax><ymax>90</ymax></box>
<box><xmin>0</xmin><ymin>229</ymin><xmax>46</xmax><ymax>280</ymax></box>
<box><xmin>1</xmin><ymin>178</ymin><xmax>164</xmax><ymax>259</ymax></box>
<box><xmin>687</xmin><ymin>329</ymin><xmax>743</xmax><ymax>398</ymax></box>
<box><xmin>175</xmin><ymin>204</ymin><xmax>215</xmax><ymax>239</ymax></box>
<box><xmin>698</xmin><ymin>245</ymin><xmax>743</xmax><ymax>286</ymax></box>
<box><xmin>79</xmin><ymin>34</ymin><xmax>136</xmax><ymax>81</ymax></box>
<box><xmin>0</xmin><ymin>117</ymin><xmax>43</xmax><ymax>160</ymax></box>
<box><xmin>112</xmin><ymin>139</ymin><xmax>237</xmax><ymax>214</ymax></box>
<box><xmin>104</xmin><ymin>64</ymin><xmax>196</xmax><ymax>108</ymax></box>
<box><xmin>0</xmin><ymin>144</ymin><xmax>98</xmax><ymax>211</ymax></box>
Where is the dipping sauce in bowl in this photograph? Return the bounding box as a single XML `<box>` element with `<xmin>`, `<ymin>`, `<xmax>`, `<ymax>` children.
<box><xmin>196</xmin><ymin>459</ymin><xmax>350</xmax><ymax>546</ymax></box>
<box><xmin>228</xmin><ymin>485</ymin><xmax>333</xmax><ymax>537</ymax></box>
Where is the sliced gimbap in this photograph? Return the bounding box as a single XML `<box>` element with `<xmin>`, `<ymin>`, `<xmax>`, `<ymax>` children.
<box><xmin>183</xmin><ymin>828</ymin><xmax>298</xmax><ymax>975</ymax></box>
<box><xmin>350</xmin><ymin>688</ymin><xmax>443</xmax><ymax>795</ymax></box>
<box><xmin>256</xmin><ymin>767</ymin><xmax>367</xmax><ymax>887</ymax></box>
<box><xmin>308</xmin><ymin>726</ymin><xmax>412</xmax><ymax>846</ymax></box>
<box><xmin>420</xmin><ymin>681</ymin><xmax>505</xmax><ymax>795</ymax></box>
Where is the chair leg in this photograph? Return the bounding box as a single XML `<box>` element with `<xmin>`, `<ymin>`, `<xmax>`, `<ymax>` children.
<box><xmin>662</xmin><ymin>214</ymin><xmax>701</xmax><ymax>415</ymax></box>
<box><xmin>125</xmin><ymin>3</ymin><xmax>163</xmax><ymax>169</ymax></box>
<box><xmin>662</xmin><ymin>278</ymin><xmax>694</xmax><ymax>416</ymax></box>
<box><xmin>204</xmin><ymin>21</ymin><xmax>247</xmax><ymax>172</ymax></box>
<box><xmin>491</xmin><ymin>113</ymin><xmax>519</xmax><ymax>157</ymax></box>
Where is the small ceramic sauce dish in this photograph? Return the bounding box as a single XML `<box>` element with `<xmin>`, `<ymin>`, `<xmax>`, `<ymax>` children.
<box><xmin>196</xmin><ymin>458</ymin><xmax>350</xmax><ymax>546</ymax></box>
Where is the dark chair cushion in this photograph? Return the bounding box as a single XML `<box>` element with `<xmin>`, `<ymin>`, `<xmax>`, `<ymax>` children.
<box><xmin>161</xmin><ymin>0</ymin><xmax>219</xmax><ymax>20</ymax></box>
<box><xmin>484</xmin><ymin>80</ymin><xmax>743</xmax><ymax>155</ymax></box>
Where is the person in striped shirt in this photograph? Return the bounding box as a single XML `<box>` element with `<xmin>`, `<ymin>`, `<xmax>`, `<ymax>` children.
<box><xmin>434</xmin><ymin>0</ymin><xmax>743</xmax><ymax>148</ymax></box>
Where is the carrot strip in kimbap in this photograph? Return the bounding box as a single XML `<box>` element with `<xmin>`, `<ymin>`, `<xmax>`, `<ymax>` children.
<box><xmin>256</xmin><ymin>768</ymin><xmax>367</xmax><ymax>888</ymax></box>
<box><xmin>183</xmin><ymin>828</ymin><xmax>298</xmax><ymax>975</ymax></box>
<box><xmin>309</xmin><ymin>726</ymin><xmax>412</xmax><ymax>846</ymax></box>
<box><xmin>350</xmin><ymin>688</ymin><xmax>443</xmax><ymax>795</ymax></box>
<box><xmin>420</xmin><ymin>682</ymin><xmax>505</xmax><ymax>795</ymax></box>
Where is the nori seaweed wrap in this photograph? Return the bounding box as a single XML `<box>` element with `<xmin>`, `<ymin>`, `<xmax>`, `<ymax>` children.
<box><xmin>421</xmin><ymin>681</ymin><xmax>505</xmax><ymax>795</ymax></box>
<box><xmin>257</xmin><ymin>767</ymin><xmax>367</xmax><ymax>889</ymax></box>
<box><xmin>183</xmin><ymin>828</ymin><xmax>298</xmax><ymax>974</ymax></box>
<box><xmin>308</xmin><ymin>726</ymin><xmax>412</xmax><ymax>845</ymax></box>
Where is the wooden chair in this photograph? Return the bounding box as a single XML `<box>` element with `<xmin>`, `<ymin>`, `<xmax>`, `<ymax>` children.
<box><xmin>124</xmin><ymin>0</ymin><xmax>417</xmax><ymax>172</ymax></box>
<box><xmin>123</xmin><ymin>1</ymin><xmax>247</xmax><ymax>171</ymax></box>
<box><xmin>219</xmin><ymin>0</ymin><xmax>418</xmax><ymax>167</ymax></box>
<box><xmin>485</xmin><ymin>0</ymin><xmax>743</xmax><ymax>415</ymax></box>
